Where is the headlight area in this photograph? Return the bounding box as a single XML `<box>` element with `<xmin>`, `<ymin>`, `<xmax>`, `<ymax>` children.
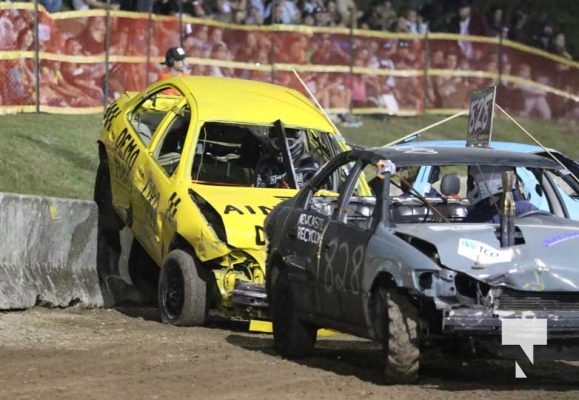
<box><xmin>211</xmin><ymin>250</ymin><xmax>269</xmax><ymax>319</ymax></box>
<box><xmin>189</xmin><ymin>190</ymin><xmax>227</xmax><ymax>243</ymax></box>
<box><xmin>413</xmin><ymin>269</ymin><xmax>492</xmax><ymax>310</ymax></box>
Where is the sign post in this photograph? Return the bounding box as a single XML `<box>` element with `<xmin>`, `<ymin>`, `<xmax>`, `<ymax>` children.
<box><xmin>466</xmin><ymin>86</ymin><xmax>497</xmax><ymax>148</ymax></box>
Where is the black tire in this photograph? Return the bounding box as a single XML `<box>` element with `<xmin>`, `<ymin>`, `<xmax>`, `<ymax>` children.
<box><xmin>158</xmin><ymin>249</ymin><xmax>207</xmax><ymax>326</ymax></box>
<box><xmin>94</xmin><ymin>162</ymin><xmax>124</xmax><ymax>232</ymax></box>
<box><xmin>380</xmin><ymin>288</ymin><xmax>420</xmax><ymax>384</ymax></box>
<box><xmin>270</xmin><ymin>267</ymin><xmax>317</xmax><ymax>358</ymax></box>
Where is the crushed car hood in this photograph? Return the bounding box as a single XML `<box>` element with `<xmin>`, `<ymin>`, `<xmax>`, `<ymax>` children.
<box><xmin>191</xmin><ymin>184</ymin><xmax>296</xmax><ymax>250</ymax></box>
<box><xmin>393</xmin><ymin>217</ymin><xmax>579</xmax><ymax>291</ymax></box>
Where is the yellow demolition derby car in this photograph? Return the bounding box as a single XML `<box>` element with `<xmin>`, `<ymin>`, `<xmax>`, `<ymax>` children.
<box><xmin>95</xmin><ymin>75</ymin><xmax>351</xmax><ymax>326</ymax></box>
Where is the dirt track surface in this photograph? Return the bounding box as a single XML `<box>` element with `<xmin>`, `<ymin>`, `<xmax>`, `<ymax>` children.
<box><xmin>1</xmin><ymin>307</ymin><xmax>579</xmax><ymax>400</ymax></box>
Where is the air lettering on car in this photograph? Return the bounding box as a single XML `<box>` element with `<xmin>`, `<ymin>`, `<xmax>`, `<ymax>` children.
<box><xmin>255</xmin><ymin>225</ymin><xmax>266</xmax><ymax>245</ymax></box>
<box><xmin>223</xmin><ymin>205</ymin><xmax>272</xmax><ymax>215</ymax></box>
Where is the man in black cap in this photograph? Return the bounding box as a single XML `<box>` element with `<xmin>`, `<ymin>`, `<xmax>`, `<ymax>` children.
<box><xmin>159</xmin><ymin>46</ymin><xmax>190</xmax><ymax>80</ymax></box>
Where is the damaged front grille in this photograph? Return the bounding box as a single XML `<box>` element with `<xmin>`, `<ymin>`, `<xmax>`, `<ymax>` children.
<box><xmin>497</xmin><ymin>290</ymin><xmax>579</xmax><ymax>311</ymax></box>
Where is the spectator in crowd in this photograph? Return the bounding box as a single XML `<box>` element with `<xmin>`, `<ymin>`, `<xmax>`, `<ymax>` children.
<box><xmin>310</xmin><ymin>34</ymin><xmax>349</xmax><ymax>65</ymax></box>
<box><xmin>231</xmin><ymin>31</ymin><xmax>258</xmax><ymax>62</ymax></box>
<box><xmin>507</xmin><ymin>10</ymin><xmax>528</xmax><ymax>43</ymax></box>
<box><xmin>40</xmin><ymin>60</ymin><xmax>98</xmax><ymax>106</ymax></box>
<box><xmin>264</xmin><ymin>0</ymin><xmax>299</xmax><ymax>25</ymax></box>
<box><xmin>312</xmin><ymin>5</ymin><xmax>330</xmax><ymax>27</ymax></box>
<box><xmin>375</xmin><ymin>0</ymin><xmax>397</xmax><ymax>31</ymax></box>
<box><xmin>551</xmin><ymin>32</ymin><xmax>572</xmax><ymax>59</ymax></box>
<box><xmin>368</xmin><ymin>74</ymin><xmax>400</xmax><ymax>112</ymax></box>
<box><xmin>326</xmin><ymin>73</ymin><xmax>351</xmax><ymax>110</ymax></box>
<box><xmin>185</xmin><ymin>24</ymin><xmax>211</xmax><ymax>57</ymax></box>
<box><xmin>348</xmin><ymin>46</ymin><xmax>372</xmax><ymax>108</ymax></box>
<box><xmin>323</xmin><ymin>1</ymin><xmax>339</xmax><ymax>26</ymax></box>
<box><xmin>245</xmin><ymin>3</ymin><xmax>264</xmax><ymax>25</ymax></box>
<box><xmin>74</xmin><ymin>16</ymin><xmax>106</xmax><ymax>55</ymax></box>
<box><xmin>118</xmin><ymin>0</ymin><xmax>154</xmax><ymax>12</ymax></box>
<box><xmin>391</xmin><ymin>15</ymin><xmax>410</xmax><ymax>33</ymax></box>
<box><xmin>3</xmin><ymin>26</ymin><xmax>35</xmax><ymax>105</ymax></box>
<box><xmin>61</xmin><ymin>37</ymin><xmax>107</xmax><ymax>96</ymax></box>
<box><xmin>209</xmin><ymin>0</ymin><xmax>234</xmax><ymax>22</ymax></box>
<box><xmin>514</xmin><ymin>63</ymin><xmax>552</xmax><ymax>120</ymax></box>
<box><xmin>486</xmin><ymin>6</ymin><xmax>505</xmax><ymax>38</ymax></box>
<box><xmin>405</xmin><ymin>7</ymin><xmax>428</xmax><ymax>34</ymax></box>
<box><xmin>276</xmin><ymin>34</ymin><xmax>308</xmax><ymax>64</ymax></box>
<box><xmin>529</xmin><ymin>21</ymin><xmax>554</xmax><ymax>52</ymax></box>
<box><xmin>0</xmin><ymin>10</ymin><xmax>17</xmax><ymax>50</ymax></box>
<box><xmin>39</xmin><ymin>0</ymin><xmax>62</xmax><ymax>13</ymax></box>
<box><xmin>72</xmin><ymin>0</ymin><xmax>120</xmax><ymax>10</ymax></box>
<box><xmin>434</xmin><ymin>52</ymin><xmax>468</xmax><ymax>109</ymax></box>
<box><xmin>208</xmin><ymin>42</ymin><xmax>233</xmax><ymax>77</ymax></box>
<box><xmin>450</xmin><ymin>0</ymin><xmax>488</xmax><ymax>59</ymax></box>
<box><xmin>153</xmin><ymin>0</ymin><xmax>207</xmax><ymax>17</ymax></box>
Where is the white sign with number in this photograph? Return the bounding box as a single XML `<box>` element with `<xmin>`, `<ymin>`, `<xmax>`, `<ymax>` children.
<box><xmin>466</xmin><ymin>86</ymin><xmax>496</xmax><ymax>148</ymax></box>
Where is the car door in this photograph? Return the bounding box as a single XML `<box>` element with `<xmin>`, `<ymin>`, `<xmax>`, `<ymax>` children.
<box><xmin>129</xmin><ymin>90</ymin><xmax>190</xmax><ymax>262</ymax></box>
<box><xmin>278</xmin><ymin>153</ymin><xmax>356</xmax><ymax>316</ymax></box>
<box><xmin>280</xmin><ymin>190</ymin><xmax>333</xmax><ymax>316</ymax></box>
<box><xmin>316</xmin><ymin>160</ymin><xmax>374</xmax><ymax>323</ymax></box>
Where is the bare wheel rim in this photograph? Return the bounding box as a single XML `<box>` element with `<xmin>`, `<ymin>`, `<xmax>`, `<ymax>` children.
<box><xmin>163</xmin><ymin>264</ymin><xmax>184</xmax><ymax>320</ymax></box>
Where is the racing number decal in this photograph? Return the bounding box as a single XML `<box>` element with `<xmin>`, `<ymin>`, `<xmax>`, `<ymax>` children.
<box><xmin>320</xmin><ymin>238</ymin><xmax>364</xmax><ymax>292</ymax></box>
<box><xmin>467</xmin><ymin>86</ymin><xmax>496</xmax><ymax>148</ymax></box>
<box><xmin>167</xmin><ymin>192</ymin><xmax>181</xmax><ymax>219</ymax></box>
<box><xmin>103</xmin><ymin>102</ymin><xmax>121</xmax><ymax>132</ymax></box>
<box><xmin>468</xmin><ymin>92</ymin><xmax>493</xmax><ymax>135</ymax></box>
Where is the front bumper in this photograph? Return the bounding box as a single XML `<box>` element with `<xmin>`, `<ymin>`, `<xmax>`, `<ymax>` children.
<box><xmin>231</xmin><ymin>281</ymin><xmax>268</xmax><ymax>308</ymax></box>
<box><xmin>443</xmin><ymin>308</ymin><xmax>579</xmax><ymax>334</ymax></box>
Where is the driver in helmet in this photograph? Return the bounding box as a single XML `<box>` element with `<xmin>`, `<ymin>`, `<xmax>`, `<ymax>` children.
<box><xmin>464</xmin><ymin>166</ymin><xmax>538</xmax><ymax>223</ymax></box>
<box><xmin>255</xmin><ymin>128</ymin><xmax>320</xmax><ymax>188</ymax></box>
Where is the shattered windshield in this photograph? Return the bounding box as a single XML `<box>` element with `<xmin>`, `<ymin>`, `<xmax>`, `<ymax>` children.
<box><xmin>191</xmin><ymin>122</ymin><xmax>343</xmax><ymax>189</ymax></box>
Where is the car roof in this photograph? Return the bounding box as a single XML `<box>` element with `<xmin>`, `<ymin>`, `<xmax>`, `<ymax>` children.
<box><xmin>163</xmin><ymin>76</ymin><xmax>336</xmax><ymax>132</ymax></box>
<box><xmin>397</xmin><ymin>139</ymin><xmax>552</xmax><ymax>154</ymax></box>
<box><xmin>361</xmin><ymin>145</ymin><xmax>560</xmax><ymax>169</ymax></box>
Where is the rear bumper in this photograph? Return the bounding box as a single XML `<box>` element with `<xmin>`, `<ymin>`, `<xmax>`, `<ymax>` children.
<box><xmin>443</xmin><ymin>308</ymin><xmax>579</xmax><ymax>334</ymax></box>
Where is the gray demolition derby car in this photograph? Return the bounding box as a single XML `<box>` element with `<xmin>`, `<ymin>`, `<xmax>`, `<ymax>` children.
<box><xmin>264</xmin><ymin>144</ymin><xmax>579</xmax><ymax>384</ymax></box>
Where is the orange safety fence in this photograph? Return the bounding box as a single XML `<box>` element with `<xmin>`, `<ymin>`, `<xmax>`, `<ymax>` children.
<box><xmin>1</xmin><ymin>3</ymin><xmax>578</xmax><ymax>120</ymax></box>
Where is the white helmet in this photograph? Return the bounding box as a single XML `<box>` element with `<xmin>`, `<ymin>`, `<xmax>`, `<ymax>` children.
<box><xmin>467</xmin><ymin>166</ymin><xmax>513</xmax><ymax>205</ymax></box>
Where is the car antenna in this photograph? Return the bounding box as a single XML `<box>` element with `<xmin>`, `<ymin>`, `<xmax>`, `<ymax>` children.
<box><xmin>496</xmin><ymin>104</ymin><xmax>579</xmax><ymax>185</ymax></box>
<box><xmin>291</xmin><ymin>68</ymin><xmax>344</xmax><ymax>138</ymax></box>
<box><xmin>382</xmin><ymin>110</ymin><xmax>468</xmax><ymax>147</ymax></box>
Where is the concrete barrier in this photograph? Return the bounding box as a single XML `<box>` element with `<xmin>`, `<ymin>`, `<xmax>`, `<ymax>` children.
<box><xmin>0</xmin><ymin>193</ymin><xmax>103</xmax><ymax>309</ymax></box>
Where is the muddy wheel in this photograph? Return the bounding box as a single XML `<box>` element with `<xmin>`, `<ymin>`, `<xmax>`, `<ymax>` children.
<box><xmin>270</xmin><ymin>267</ymin><xmax>317</xmax><ymax>358</ymax></box>
<box><xmin>94</xmin><ymin>162</ymin><xmax>124</xmax><ymax>232</ymax></box>
<box><xmin>158</xmin><ymin>250</ymin><xmax>207</xmax><ymax>326</ymax></box>
<box><xmin>381</xmin><ymin>288</ymin><xmax>420</xmax><ymax>384</ymax></box>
